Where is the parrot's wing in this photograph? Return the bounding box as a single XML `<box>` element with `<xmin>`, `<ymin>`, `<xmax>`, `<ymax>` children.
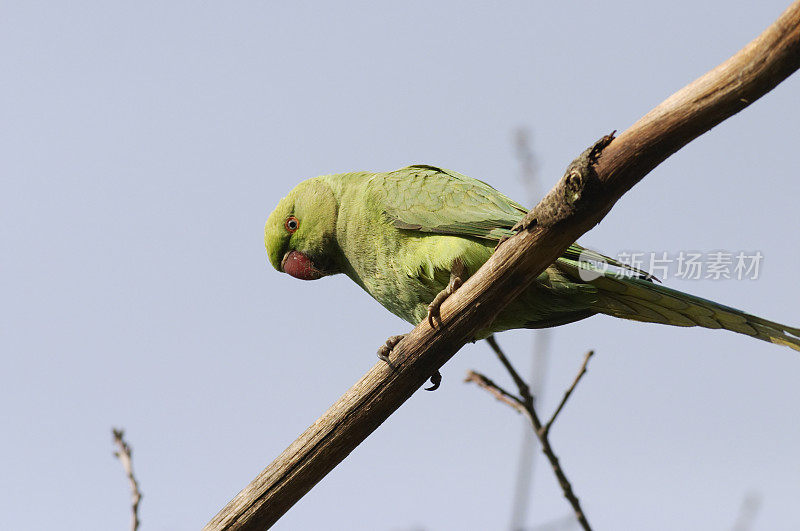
<box><xmin>372</xmin><ymin>165</ymin><xmax>527</xmax><ymax>241</ymax></box>
<box><xmin>373</xmin><ymin>165</ymin><xmax>655</xmax><ymax>281</ymax></box>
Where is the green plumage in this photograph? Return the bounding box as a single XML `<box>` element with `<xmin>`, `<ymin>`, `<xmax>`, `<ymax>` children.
<box><xmin>265</xmin><ymin>165</ymin><xmax>800</xmax><ymax>350</ymax></box>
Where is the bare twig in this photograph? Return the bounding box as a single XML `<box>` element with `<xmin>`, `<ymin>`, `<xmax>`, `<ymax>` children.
<box><xmin>206</xmin><ymin>5</ymin><xmax>800</xmax><ymax>529</ymax></box>
<box><xmin>113</xmin><ymin>428</ymin><xmax>142</xmax><ymax>531</ymax></box>
<box><xmin>542</xmin><ymin>351</ymin><xmax>594</xmax><ymax>438</ymax></box>
<box><xmin>486</xmin><ymin>335</ymin><xmax>533</xmax><ymax>406</ymax></box>
<box><xmin>469</xmin><ymin>338</ymin><xmax>595</xmax><ymax>531</ymax></box>
<box><xmin>464</xmin><ymin>370</ymin><xmax>526</xmax><ymax>413</ymax></box>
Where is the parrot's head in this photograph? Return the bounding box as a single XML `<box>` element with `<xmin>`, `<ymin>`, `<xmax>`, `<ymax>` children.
<box><xmin>265</xmin><ymin>178</ymin><xmax>340</xmax><ymax>281</ymax></box>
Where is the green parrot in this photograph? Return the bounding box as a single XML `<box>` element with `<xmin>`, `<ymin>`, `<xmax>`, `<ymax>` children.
<box><xmin>265</xmin><ymin>165</ymin><xmax>800</xmax><ymax>385</ymax></box>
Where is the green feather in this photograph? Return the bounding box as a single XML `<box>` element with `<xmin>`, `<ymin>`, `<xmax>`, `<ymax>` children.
<box><xmin>376</xmin><ymin>165</ymin><xmax>526</xmax><ymax>241</ymax></box>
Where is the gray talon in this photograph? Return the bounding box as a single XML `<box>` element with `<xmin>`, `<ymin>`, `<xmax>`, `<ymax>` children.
<box><xmin>377</xmin><ymin>334</ymin><xmax>407</xmax><ymax>367</ymax></box>
<box><xmin>426</xmin><ymin>259</ymin><xmax>466</xmax><ymax>328</ymax></box>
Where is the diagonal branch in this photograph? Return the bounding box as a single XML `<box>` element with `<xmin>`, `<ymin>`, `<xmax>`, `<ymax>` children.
<box><xmin>486</xmin><ymin>335</ymin><xmax>533</xmax><ymax>409</ymax></box>
<box><xmin>205</xmin><ymin>4</ymin><xmax>800</xmax><ymax>529</ymax></box>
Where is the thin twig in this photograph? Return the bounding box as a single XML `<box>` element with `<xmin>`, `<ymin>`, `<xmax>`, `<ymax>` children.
<box><xmin>486</xmin><ymin>335</ymin><xmax>532</xmax><ymax>407</ymax></box>
<box><xmin>464</xmin><ymin>370</ymin><xmax>525</xmax><ymax>412</ymax></box>
<box><xmin>113</xmin><ymin>428</ymin><xmax>142</xmax><ymax>531</ymax></box>
<box><xmin>468</xmin><ymin>337</ymin><xmax>594</xmax><ymax>531</ymax></box>
<box><xmin>542</xmin><ymin>351</ymin><xmax>594</xmax><ymax>437</ymax></box>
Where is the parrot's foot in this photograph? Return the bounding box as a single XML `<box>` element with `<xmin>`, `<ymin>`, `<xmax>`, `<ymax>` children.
<box><xmin>377</xmin><ymin>334</ymin><xmax>443</xmax><ymax>391</ymax></box>
<box><xmin>425</xmin><ymin>370</ymin><xmax>442</xmax><ymax>391</ymax></box>
<box><xmin>427</xmin><ymin>259</ymin><xmax>467</xmax><ymax>328</ymax></box>
<box><xmin>377</xmin><ymin>334</ymin><xmax>407</xmax><ymax>367</ymax></box>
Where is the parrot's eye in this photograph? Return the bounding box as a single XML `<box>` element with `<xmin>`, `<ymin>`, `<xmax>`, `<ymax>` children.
<box><xmin>285</xmin><ymin>216</ymin><xmax>299</xmax><ymax>233</ymax></box>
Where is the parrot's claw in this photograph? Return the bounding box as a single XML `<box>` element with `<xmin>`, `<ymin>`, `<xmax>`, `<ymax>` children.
<box><xmin>377</xmin><ymin>334</ymin><xmax>407</xmax><ymax>367</ymax></box>
<box><xmin>424</xmin><ymin>370</ymin><xmax>442</xmax><ymax>391</ymax></box>
<box><xmin>427</xmin><ymin>259</ymin><xmax>466</xmax><ymax>328</ymax></box>
<box><xmin>427</xmin><ymin>282</ymin><xmax>461</xmax><ymax>328</ymax></box>
<box><xmin>377</xmin><ymin>334</ymin><xmax>442</xmax><ymax>392</ymax></box>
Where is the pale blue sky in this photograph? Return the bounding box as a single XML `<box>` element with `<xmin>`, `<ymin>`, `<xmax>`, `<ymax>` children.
<box><xmin>2</xmin><ymin>2</ymin><xmax>799</xmax><ymax>530</ymax></box>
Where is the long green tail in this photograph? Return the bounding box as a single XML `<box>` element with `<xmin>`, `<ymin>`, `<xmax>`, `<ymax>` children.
<box><xmin>555</xmin><ymin>258</ymin><xmax>800</xmax><ymax>352</ymax></box>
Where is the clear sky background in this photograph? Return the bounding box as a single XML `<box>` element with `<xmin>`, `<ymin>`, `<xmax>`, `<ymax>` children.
<box><xmin>2</xmin><ymin>2</ymin><xmax>799</xmax><ymax>530</ymax></box>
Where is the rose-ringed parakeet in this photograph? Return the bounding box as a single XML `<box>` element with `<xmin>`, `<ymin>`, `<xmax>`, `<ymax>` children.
<box><xmin>265</xmin><ymin>165</ymin><xmax>800</xmax><ymax>387</ymax></box>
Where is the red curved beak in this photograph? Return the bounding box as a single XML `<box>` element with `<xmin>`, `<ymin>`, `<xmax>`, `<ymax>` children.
<box><xmin>281</xmin><ymin>250</ymin><xmax>323</xmax><ymax>280</ymax></box>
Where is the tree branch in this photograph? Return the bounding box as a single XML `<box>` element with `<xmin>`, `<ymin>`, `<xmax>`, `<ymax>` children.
<box><xmin>486</xmin><ymin>335</ymin><xmax>534</xmax><ymax>409</ymax></box>
<box><xmin>205</xmin><ymin>4</ymin><xmax>800</xmax><ymax>529</ymax></box>
<box><xmin>542</xmin><ymin>351</ymin><xmax>594</xmax><ymax>438</ymax></box>
<box><xmin>464</xmin><ymin>370</ymin><xmax>526</xmax><ymax>413</ymax></box>
<box><xmin>113</xmin><ymin>428</ymin><xmax>142</xmax><ymax>531</ymax></box>
<box><xmin>468</xmin><ymin>340</ymin><xmax>595</xmax><ymax>530</ymax></box>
